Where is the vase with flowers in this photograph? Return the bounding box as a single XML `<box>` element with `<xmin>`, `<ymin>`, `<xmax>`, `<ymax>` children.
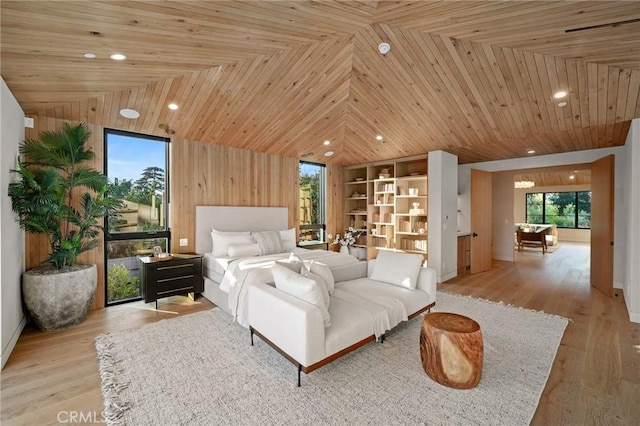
<box><xmin>329</xmin><ymin>227</ymin><xmax>367</xmax><ymax>254</ymax></box>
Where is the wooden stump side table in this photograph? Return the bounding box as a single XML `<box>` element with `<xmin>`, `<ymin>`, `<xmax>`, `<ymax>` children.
<box><xmin>420</xmin><ymin>312</ymin><xmax>483</xmax><ymax>389</ymax></box>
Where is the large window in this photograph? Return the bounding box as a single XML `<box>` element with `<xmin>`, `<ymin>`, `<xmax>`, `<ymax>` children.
<box><xmin>525</xmin><ymin>191</ymin><xmax>591</xmax><ymax>229</ymax></box>
<box><xmin>104</xmin><ymin>129</ymin><xmax>170</xmax><ymax>305</ymax></box>
<box><xmin>299</xmin><ymin>162</ymin><xmax>326</xmax><ymax>246</ymax></box>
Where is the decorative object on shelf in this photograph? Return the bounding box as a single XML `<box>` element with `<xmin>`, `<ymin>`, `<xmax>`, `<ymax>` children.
<box><xmin>409</xmin><ymin>188</ymin><xmax>419</xmax><ymax>196</ymax></box>
<box><xmin>379</xmin><ymin>167</ymin><xmax>391</xmax><ymax>179</ymax></box>
<box><xmin>371</xmin><ymin>229</ymin><xmax>378</xmax><ymax>235</ymax></box>
<box><xmin>354</xmin><ymin>177</ymin><xmax>364</xmax><ymax>182</ymax></box>
<box><xmin>409</xmin><ymin>202</ymin><xmax>425</xmax><ymax>215</ymax></box>
<box><xmin>330</xmin><ymin>227</ymin><xmax>367</xmax><ymax>250</ymax></box>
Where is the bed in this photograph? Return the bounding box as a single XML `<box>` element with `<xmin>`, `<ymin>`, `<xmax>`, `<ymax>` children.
<box><xmin>195</xmin><ymin>206</ymin><xmax>359</xmax><ymax>327</ymax></box>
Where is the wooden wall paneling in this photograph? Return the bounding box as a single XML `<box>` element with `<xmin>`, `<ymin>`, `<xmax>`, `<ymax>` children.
<box><xmin>325</xmin><ymin>163</ymin><xmax>344</xmax><ymax>251</ymax></box>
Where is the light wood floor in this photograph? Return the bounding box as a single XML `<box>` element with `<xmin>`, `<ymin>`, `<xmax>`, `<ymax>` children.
<box><xmin>2</xmin><ymin>242</ymin><xmax>639</xmax><ymax>425</ymax></box>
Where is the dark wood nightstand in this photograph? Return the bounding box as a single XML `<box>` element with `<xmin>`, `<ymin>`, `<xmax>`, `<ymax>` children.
<box><xmin>139</xmin><ymin>253</ymin><xmax>204</xmax><ymax>307</ymax></box>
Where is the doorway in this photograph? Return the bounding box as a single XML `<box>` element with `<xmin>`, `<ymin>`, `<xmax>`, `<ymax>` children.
<box><xmin>513</xmin><ymin>168</ymin><xmax>592</xmax><ymax>258</ymax></box>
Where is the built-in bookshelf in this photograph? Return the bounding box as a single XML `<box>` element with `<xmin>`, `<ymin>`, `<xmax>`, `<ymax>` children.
<box><xmin>343</xmin><ymin>154</ymin><xmax>428</xmax><ymax>260</ymax></box>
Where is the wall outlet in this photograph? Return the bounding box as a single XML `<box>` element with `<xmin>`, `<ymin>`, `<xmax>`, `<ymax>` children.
<box><xmin>179</xmin><ymin>238</ymin><xmax>188</xmax><ymax>247</ymax></box>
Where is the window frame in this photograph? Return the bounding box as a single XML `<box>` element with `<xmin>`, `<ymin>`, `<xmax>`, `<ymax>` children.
<box><xmin>299</xmin><ymin>161</ymin><xmax>327</xmax><ymax>243</ymax></box>
<box><xmin>525</xmin><ymin>190</ymin><xmax>591</xmax><ymax>229</ymax></box>
<box><xmin>103</xmin><ymin>128</ymin><xmax>171</xmax><ymax>306</ymax></box>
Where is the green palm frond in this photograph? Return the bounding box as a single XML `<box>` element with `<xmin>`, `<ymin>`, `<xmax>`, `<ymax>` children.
<box><xmin>8</xmin><ymin>122</ymin><xmax>123</xmax><ymax>269</ymax></box>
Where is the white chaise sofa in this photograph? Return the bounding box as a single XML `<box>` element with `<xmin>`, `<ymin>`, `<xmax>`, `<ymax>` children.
<box><xmin>248</xmin><ymin>251</ymin><xmax>437</xmax><ymax>386</ymax></box>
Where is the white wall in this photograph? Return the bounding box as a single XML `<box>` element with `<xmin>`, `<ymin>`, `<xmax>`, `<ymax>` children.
<box><xmin>458</xmin><ymin>146</ymin><xmax>626</xmax><ymax>286</ymax></box>
<box><xmin>624</xmin><ymin>119</ymin><xmax>640</xmax><ymax>323</ymax></box>
<box><xmin>514</xmin><ymin>184</ymin><xmax>591</xmax><ymax>243</ymax></box>
<box><xmin>428</xmin><ymin>150</ymin><xmax>458</xmax><ymax>282</ymax></box>
<box><xmin>1</xmin><ymin>77</ymin><xmax>26</xmax><ymax>368</ymax></box>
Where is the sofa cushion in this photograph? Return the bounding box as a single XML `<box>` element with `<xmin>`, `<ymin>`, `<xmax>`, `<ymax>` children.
<box><xmin>370</xmin><ymin>251</ymin><xmax>423</xmax><ymax>289</ymax></box>
<box><xmin>304</xmin><ymin>260</ymin><xmax>335</xmax><ymax>295</ymax></box>
<box><xmin>337</xmin><ymin>278</ymin><xmax>433</xmax><ymax>320</ymax></box>
<box><xmin>272</xmin><ymin>264</ymin><xmax>331</xmax><ymax>328</ymax></box>
<box><xmin>302</xmin><ymin>269</ymin><xmax>331</xmax><ymax>308</ymax></box>
<box><xmin>324</xmin><ymin>296</ymin><xmax>377</xmax><ymax>357</ymax></box>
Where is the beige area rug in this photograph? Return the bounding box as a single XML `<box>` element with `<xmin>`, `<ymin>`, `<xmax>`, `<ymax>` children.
<box><xmin>95</xmin><ymin>292</ymin><xmax>568</xmax><ymax>426</ymax></box>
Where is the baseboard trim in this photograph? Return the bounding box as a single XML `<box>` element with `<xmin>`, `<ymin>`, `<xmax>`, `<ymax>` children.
<box><xmin>438</xmin><ymin>270</ymin><xmax>457</xmax><ymax>283</ymax></box>
<box><xmin>494</xmin><ymin>255</ymin><xmax>514</xmax><ymax>262</ymax></box>
<box><xmin>2</xmin><ymin>314</ymin><xmax>26</xmax><ymax>370</ymax></box>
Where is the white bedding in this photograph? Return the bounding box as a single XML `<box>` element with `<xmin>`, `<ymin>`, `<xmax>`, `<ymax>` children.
<box><xmin>220</xmin><ymin>249</ymin><xmax>359</xmax><ymax>327</ymax></box>
<box><xmin>202</xmin><ymin>253</ymin><xmax>236</xmax><ymax>282</ymax></box>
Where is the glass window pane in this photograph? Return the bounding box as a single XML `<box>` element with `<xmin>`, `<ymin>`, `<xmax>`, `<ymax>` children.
<box><xmin>299</xmin><ymin>162</ymin><xmax>326</xmax><ymax>243</ymax></box>
<box><xmin>526</xmin><ymin>193</ymin><xmax>543</xmax><ymax>223</ymax></box>
<box><xmin>106</xmin><ymin>133</ymin><xmax>168</xmax><ymax>234</ymax></box>
<box><xmin>577</xmin><ymin>191</ymin><xmax>592</xmax><ymax>228</ymax></box>
<box><xmin>106</xmin><ymin>238</ymin><xmax>168</xmax><ymax>303</ymax></box>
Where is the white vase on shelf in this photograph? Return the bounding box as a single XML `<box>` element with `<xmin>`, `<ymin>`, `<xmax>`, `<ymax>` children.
<box><xmin>339</xmin><ymin>246</ymin><xmax>349</xmax><ymax>254</ymax></box>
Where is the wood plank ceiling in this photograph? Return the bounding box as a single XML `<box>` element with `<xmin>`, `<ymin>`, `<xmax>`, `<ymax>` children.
<box><xmin>2</xmin><ymin>0</ymin><xmax>639</xmax><ymax>165</ymax></box>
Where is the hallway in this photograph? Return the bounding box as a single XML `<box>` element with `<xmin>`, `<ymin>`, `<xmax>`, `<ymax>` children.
<box><xmin>441</xmin><ymin>242</ymin><xmax>639</xmax><ymax>424</ymax></box>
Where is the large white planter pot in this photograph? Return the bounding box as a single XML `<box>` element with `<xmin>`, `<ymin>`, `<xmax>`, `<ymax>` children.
<box><xmin>22</xmin><ymin>264</ymin><xmax>97</xmax><ymax>331</ymax></box>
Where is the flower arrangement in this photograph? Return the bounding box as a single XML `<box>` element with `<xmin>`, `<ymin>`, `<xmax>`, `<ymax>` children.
<box><xmin>329</xmin><ymin>227</ymin><xmax>367</xmax><ymax>247</ymax></box>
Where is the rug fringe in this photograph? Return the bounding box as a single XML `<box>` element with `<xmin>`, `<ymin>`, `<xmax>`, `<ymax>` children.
<box><xmin>95</xmin><ymin>334</ymin><xmax>131</xmax><ymax>426</ymax></box>
<box><xmin>437</xmin><ymin>290</ymin><xmax>571</xmax><ymax>322</ymax></box>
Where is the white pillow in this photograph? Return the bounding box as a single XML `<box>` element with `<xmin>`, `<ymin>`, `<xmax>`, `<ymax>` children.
<box><xmin>276</xmin><ymin>252</ymin><xmax>304</xmax><ymax>273</ymax></box>
<box><xmin>212</xmin><ymin>228</ymin><xmax>250</xmax><ymax>235</ymax></box>
<box><xmin>370</xmin><ymin>251</ymin><xmax>423</xmax><ymax>289</ymax></box>
<box><xmin>211</xmin><ymin>231</ymin><xmax>254</xmax><ymax>257</ymax></box>
<box><xmin>227</xmin><ymin>243</ymin><xmax>260</xmax><ymax>257</ymax></box>
<box><xmin>252</xmin><ymin>231</ymin><xmax>283</xmax><ymax>255</ymax></box>
<box><xmin>280</xmin><ymin>228</ymin><xmax>297</xmax><ymax>251</ymax></box>
<box><xmin>301</xmin><ymin>269</ymin><xmax>330</xmax><ymax>308</ymax></box>
<box><xmin>304</xmin><ymin>260</ymin><xmax>335</xmax><ymax>295</ymax></box>
<box><xmin>272</xmin><ymin>264</ymin><xmax>331</xmax><ymax>328</ymax></box>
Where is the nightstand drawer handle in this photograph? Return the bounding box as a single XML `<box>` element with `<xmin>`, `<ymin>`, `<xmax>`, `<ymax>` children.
<box><xmin>157</xmin><ymin>274</ymin><xmax>195</xmax><ymax>283</ymax></box>
<box><xmin>157</xmin><ymin>263</ymin><xmax>194</xmax><ymax>271</ymax></box>
<box><xmin>157</xmin><ymin>286</ymin><xmax>193</xmax><ymax>296</ymax></box>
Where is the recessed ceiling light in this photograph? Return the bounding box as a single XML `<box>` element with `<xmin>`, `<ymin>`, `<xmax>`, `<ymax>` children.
<box><xmin>557</xmin><ymin>101</ymin><xmax>567</xmax><ymax>107</ymax></box>
<box><xmin>324</xmin><ymin>151</ymin><xmax>334</xmax><ymax>157</ymax></box>
<box><xmin>83</xmin><ymin>53</ymin><xmax>96</xmax><ymax>59</ymax></box>
<box><xmin>527</xmin><ymin>149</ymin><xmax>536</xmax><ymax>155</ymax></box>
<box><xmin>119</xmin><ymin>108</ymin><xmax>140</xmax><ymax>119</ymax></box>
<box><xmin>569</xmin><ymin>175</ymin><xmax>575</xmax><ymax>180</ymax></box>
<box><xmin>110</xmin><ymin>53</ymin><xmax>127</xmax><ymax>60</ymax></box>
<box><xmin>553</xmin><ymin>91</ymin><xmax>567</xmax><ymax>99</ymax></box>
<box><xmin>323</xmin><ymin>140</ymin><xmax>331</xmax><ymax>146</ymax></box>
<box><xmin>375</xmin><ymin>135</ymin><xmax>383</xmax><ymax>141</ymax></box>
<box><xmin>168</xmin><ymin>103</ymin><xmax>179</xmax><ymax>110</ymax></box>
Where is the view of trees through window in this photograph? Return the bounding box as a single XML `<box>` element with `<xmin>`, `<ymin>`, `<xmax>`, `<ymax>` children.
<box><xmin>299</xmin><ymin>162</ymin><xmax>326</xmax><ymax>244</ymax></box>
<box><xmin>104</xmin><ymin>129</ymin><xmax>170</xmax><ymax>305</ymax></box>
<box><xmin>526</xmin><ymin>191</ymin><xmax>591</xmax><ymax>228</ymax></box>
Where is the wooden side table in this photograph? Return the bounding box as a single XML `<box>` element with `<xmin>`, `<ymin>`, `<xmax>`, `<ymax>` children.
<box><xmin>139</xmin><ymin>253</ymin><xmax>204</xmax><ymax>307</ymax></box>
<box><xmin>420</xmin><ymin>312</ymin><xmax>483</xmax><ymax>389</ymax></box>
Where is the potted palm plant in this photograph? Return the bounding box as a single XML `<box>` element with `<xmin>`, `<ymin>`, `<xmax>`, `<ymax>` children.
<box><xmin>8</xmin><ymin>122</ymin><xmax>122</xmax><ymax>330</ymax></box>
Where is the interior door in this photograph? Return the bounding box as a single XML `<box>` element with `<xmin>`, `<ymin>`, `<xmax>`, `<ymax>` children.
<box><xmin>470</xmin><ymin>169</ymin><xmax>492</xmax><ymax>274</ymax></box>
<box><xmin>590</xmin><ymin>155</ymin><xmax>614</xmax><ymax>296</ymax></box>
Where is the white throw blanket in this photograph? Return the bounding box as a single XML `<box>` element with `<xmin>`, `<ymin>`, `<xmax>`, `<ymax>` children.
<box><xmin>220</xmin><ymin>249</ymin><xmax>359</xmax><ymax>327</ymax></box>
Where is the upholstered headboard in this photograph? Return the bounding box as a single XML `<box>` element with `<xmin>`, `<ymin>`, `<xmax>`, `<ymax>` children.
<box><xmin>195</xmin><ymin>206</ymin><xmax>289</xmax><ymax>254</ymax></box>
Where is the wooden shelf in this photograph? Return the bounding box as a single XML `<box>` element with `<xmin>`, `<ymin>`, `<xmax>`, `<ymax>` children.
<box><xmin>344</xmin><ymin>154</ymin><xmax>429</xmax><ymax>261</ymax></box>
